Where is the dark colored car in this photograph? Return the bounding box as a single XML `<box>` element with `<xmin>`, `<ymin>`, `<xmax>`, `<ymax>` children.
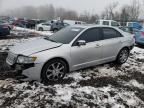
<box><xmin>0</xmin><ymin>24</ymin><xmax>10</xmax><ymax>36</ymax></box>
<box><xmin>12</xmin><ymin>19</ymin><xmax>35</xmax><ymax>29</ymax></box>
<box><xmin>12</xmin><ymin>20</ymin><xmax>29</xmax><ymax>28</ymax></box>
<box><xmin>12</xmin><ymin>19</ymin><xmax>47</xmax><ymax>29</ymax></box>
<box><xmin>0</xmin><ymin>20</ymin><xmax>13</xmax><ymax>30</ymax></box>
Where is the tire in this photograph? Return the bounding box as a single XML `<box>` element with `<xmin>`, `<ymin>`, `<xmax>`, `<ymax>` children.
<box><xmin>39</xmin><ymin>27</ymin><xmax>43</xmax><ymax>31</ymax></box>
<box><xmin>116</xmin><ymin>48</ymin><xmax>129</xmax><ymax>65</ymax></box>
<box><xmin>53</xmin><ymin>29</ymin><xmax>58</xmax><ymax>33</ymax></box>
<box><xmin>41</xmin><ymin>59</ymin><xmax>68</xmax><ymax>83</ymax></box>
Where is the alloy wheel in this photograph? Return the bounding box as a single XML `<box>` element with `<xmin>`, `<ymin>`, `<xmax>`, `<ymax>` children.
<box><xmin>46</xmin><ymin>62</ymin><xmax>65</xmax><ymax>81</ymax></box>
<box><xmin>119</xmin><ymin>49</ymin><xmax>129</xmax><ymax>63</ymax></box>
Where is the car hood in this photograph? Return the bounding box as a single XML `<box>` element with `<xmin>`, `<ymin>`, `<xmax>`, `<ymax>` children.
<box><xmin>10</xmin><ymin>38</ymin><xmax>62</xmax><ymax>56</ymax></box>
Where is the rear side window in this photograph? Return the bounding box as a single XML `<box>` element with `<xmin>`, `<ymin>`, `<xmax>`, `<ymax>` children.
<box><xmin>76</xmin><ymin>28</ymin><xmax>102</xmax><ymax>43</ymax></box>
<box><xmin>102</xmin><ymin>28</ymin><xmax>123</xmax><ymax>39</ymax></box>
<box><xmin>103</xmin><ymin>21</ymin><xmax>109</xmax><ymax>25</ymax></box>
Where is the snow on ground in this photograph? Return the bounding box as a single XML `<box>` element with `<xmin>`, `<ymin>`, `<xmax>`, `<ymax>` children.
<box><xmin>0</xmin><ymin>26</ymin><xmax>53</xmax><ymax>51</ymax></box>
<box><xmin>125</xmin><ymin>80</ymin><xmax>144</xmax><ymax>89</ymax></box>
<box><xmin>0</xmin><ymin>36</ymin><xmax>144</xmax><ymax>107</ymax></box>
<box><xmin>13</xmin><ymin>26</ymin><xmax>53</xmax><ymax>36</ymax></box>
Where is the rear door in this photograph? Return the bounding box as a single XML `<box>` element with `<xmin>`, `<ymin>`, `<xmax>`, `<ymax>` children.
<box><xmin>100</xmin><ymin>27</ymin><xmax>123</xmax><ymax>61</ymax></box>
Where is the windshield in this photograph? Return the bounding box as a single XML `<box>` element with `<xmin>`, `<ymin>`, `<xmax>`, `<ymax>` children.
<box><xmin>48</xmin><ymin>26</ymin><xmax>84</xmax><ymax>44</ymax></box>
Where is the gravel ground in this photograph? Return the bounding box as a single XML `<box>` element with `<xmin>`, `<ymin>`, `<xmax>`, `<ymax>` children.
<box><xmin>0</xmin><ymin>46</ymin><xmax>144</xmax><ymax>108</ymax></box>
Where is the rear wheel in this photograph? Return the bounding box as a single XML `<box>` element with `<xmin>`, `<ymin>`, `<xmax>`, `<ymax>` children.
<box><xmin>116</xmin><ymin>48</ymin><xmax>129</xmax><ymax>65</ymax></box>
<box><xmin>41</xmin><ymin>59</ymin><xmax>68</xmax><ymax>83</ymax></box>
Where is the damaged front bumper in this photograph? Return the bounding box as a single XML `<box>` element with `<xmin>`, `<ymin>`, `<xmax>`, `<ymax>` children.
<box><xmin>6</xmin><ymin>60</ymin><xmax>43</xmax><ymax>81</ymax></box>
<box><xmin>11</xmin><ymin>63</ymin><xmax>35</xmax><ymax>71</ymax></box>
<box><xmin>8</xmin><ymin>63</ymin><xmax>35</xmax><ymax>79</ymax></box>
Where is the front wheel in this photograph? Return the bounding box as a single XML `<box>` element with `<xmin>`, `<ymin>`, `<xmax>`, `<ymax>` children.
<box><xmin>38</xmin><ymin>27</ymin><xmax>43</xmax><ymax>31</ymax></box>
<box><xmin>116</xmin><ymin>48</ymin><xmax>129</xmax><ymax>65</ymax></box>
<box><xmin>41</xmin><ymin>59</ymin><xmax>68</xmax><ymax>83</ymax></box>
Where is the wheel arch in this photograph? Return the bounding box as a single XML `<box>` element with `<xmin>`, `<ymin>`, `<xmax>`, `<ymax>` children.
<box><xmin>121</xmin><ymin>46</ymin><xmax>130</xmax><ymax>51</ymax></box>
<box><xmin>116</xmin><ymin>46</ymin><xmax>130</xmax><ymax>60</ymax></box>
<box><xmin>38</xmin><ymin>27</ymin><xmax>43</xmax><ymax>31</ymax></box>
<box><xmin>40</xmin><ymin>57</ymin><xmax>70</xmax><ymax>80</ymax></box>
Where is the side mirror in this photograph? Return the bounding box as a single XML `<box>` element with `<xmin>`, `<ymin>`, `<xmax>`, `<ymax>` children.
<box><xmin>77</xmin><ymin>40</ymin><xmax>86</xmax><ymax>46</ymax></box>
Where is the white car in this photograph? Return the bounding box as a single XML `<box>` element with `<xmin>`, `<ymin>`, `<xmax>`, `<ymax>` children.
<box><xmin>64</xmin><ymin>20</ymin><xmax>86</xmax><ymax>25</ymax></box>
<box><xmin>36</xmin><ymin>22</ymin><xmax>51</xmax><ymax>31</ymax></box>
<box><xmin>96</xmin><ymin>20</ymin><xmax>120</xmax><ymax>27</ymax></box>
<box><xmin>6</xmin><ymin>25</ymin><xmax>134</xmax><ymax>83</ymax></box>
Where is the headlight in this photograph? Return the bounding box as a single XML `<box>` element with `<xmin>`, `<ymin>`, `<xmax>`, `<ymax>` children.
<box><xmin>17</xmin><ymin>55</ymin><xmax>37</xmax><ymax>64</ymax></box>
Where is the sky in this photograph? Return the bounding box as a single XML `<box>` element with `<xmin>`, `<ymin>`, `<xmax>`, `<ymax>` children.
<box><xmin>0</xmin><ymin>0</ymin><xmax>142</xmax><ymax>14</ymax></box>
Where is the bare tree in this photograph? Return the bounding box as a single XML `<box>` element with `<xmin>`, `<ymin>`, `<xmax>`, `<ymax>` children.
<box><xmin>120</xmin><ymin>5</ymin><xmax>130</xmax><ymax>26</ymax></box>
<box><xmin>0</xmin><ymin>0</ymin><xmax>3</xmax><ymax>14</ymax></box>
<box><xmin>101</xmin><ymin>7</ymin><xmax>109</xmax><ymax>19</ymax></box>
<box><xmin>101</xmin><ymin>2</ymin><xmax>119</xmax><ymax>20</ymax></box>
<box><xmin>2</xmin><ymin>4</ymin><xmax>98</xmax><ymax>23</ymax></box>
<box><xmin>88</xmin><ymin>14</ymin><xmax>99</xmax><ymax>23</ymax></box>
<box><xmin>79</xmin><ymin>11</ymin><xmax>90</xmax><ymax>22</ymax></box>
<box><xmin>128</xmin><ymin>0</ymin><xmax>140</xmax><ymax>21</ymax></box>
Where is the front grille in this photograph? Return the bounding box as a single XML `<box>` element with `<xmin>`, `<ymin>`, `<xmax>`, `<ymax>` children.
<box><xmin>6</xmin><ymin>52</ymin><xmax>17</xmax><ymax>65</ymax></box>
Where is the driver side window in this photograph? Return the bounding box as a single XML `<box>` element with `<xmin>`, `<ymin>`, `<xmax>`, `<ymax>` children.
<box><xmin>73</xmin><ymin>28</ymin><xmax>102</xmax><ymax>46</ymax></box>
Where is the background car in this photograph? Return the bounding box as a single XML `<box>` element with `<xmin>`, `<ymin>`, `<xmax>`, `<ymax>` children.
<box><xmin>50</xmin><ymin>20</ymin><xmax>70</xmax><ymax>32</ymax></box>
<box><xmin>126</xmin><ymin>22</ymin><xmax>143</xmax><ymax>30</ymax></box>
<box><xmin>95</xmin><ymin>19</ymin><xmax>120</xmax><ymax>27</ymax></box>
<box><xmin>119</xmin><ymin>26</ymin><xmax>134</xmax><ymax>34</ymax></box>
<box><xmin>36</xmin><ymin>21</ymin><xmax>52</xmax><ymax>31</ymax></box>
<box><xmin>0</xmin><ymin>20</ymin><xmax>13</xmax><ymax>30</ymax></box>
<box><xmin>12</xmin><ymin>19</ymin><xmax>40</xmax><ymax>29</ymax></box>
<box><xmin>0</xmin><ymin>24</ymin><xmax>10</xmax><ymax>36</ymax></box>
<box><xmin>64</xmin><ymin>20</ymin><xmax>86</xmax><ymax>25</ymax></box>
<box><xmin>134</xmin><ymin>28</ymin><xmax>144</xmax><ymax>46</ymax></box>
<box><xmin>36</xmin><ymin>20</ymin><xmax>70</xmax><ymax>32</ymax></box>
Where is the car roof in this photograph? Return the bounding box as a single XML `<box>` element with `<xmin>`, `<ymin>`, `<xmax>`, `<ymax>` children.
<box><xmin>71</xmin><ymin>24</ymin><xmax>118</xmax><ymax>29</ymax></box>
<box><xmin>98</xmin><ymin>19</ymin><xmax>117</xmax><ymax>22</ymax></box>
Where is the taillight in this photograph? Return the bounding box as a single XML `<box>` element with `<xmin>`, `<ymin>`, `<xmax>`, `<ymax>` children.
<box><xmin>141</xmin><ymin>32</ymin><xmax>144</xmax><ymax>37</ymax></box>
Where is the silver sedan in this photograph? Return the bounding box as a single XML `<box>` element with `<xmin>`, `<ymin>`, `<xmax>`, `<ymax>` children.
<box><xmin>6</xmin><ymin>25</ymin><xmax>135</xmax><ymax>83</ymax></box>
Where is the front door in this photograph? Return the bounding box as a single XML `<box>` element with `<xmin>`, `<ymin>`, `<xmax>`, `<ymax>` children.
<box><xmin>70</xmin><ymin>28</ymin><xmax>103</xmax><ymax>70</ymax></box>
